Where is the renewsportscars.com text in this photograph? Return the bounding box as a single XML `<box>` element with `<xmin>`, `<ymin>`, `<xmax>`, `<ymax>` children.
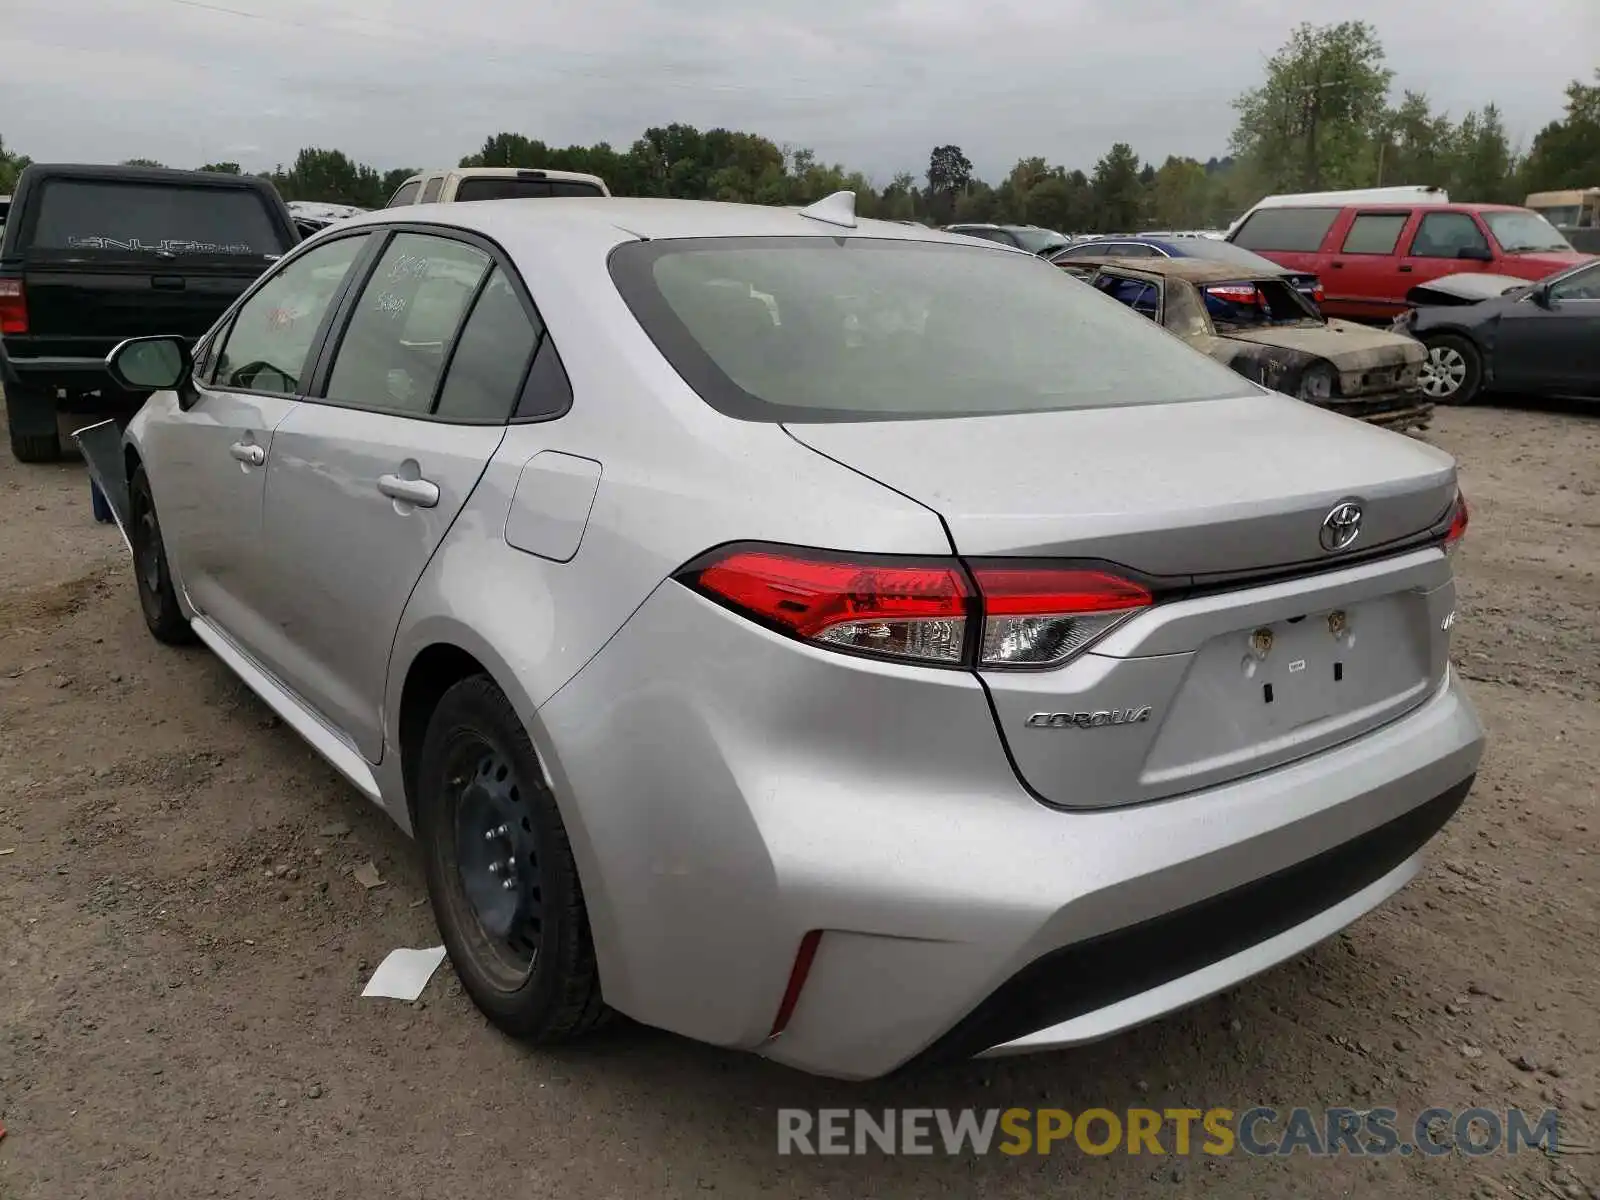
<box><xmin>777</xmin><ymin>1106</ymin><xmax>1560</xmax><ymax>1157</ymax></box>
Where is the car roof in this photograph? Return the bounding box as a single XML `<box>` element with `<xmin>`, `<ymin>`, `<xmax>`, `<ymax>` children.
<box><xmin>336</xmin><ymin>196</ymin><xmax>987</xmax><ymax>248</ymax></box>
<box><xmin>1058</xmin><ymin>255</ymin><xmax>1272</xmax><ymax>284</ymax></box>
<box><xmin>1258</xmin><ymin>201</ymin><xmax>1528</xmax><ymax>214</ymax></box>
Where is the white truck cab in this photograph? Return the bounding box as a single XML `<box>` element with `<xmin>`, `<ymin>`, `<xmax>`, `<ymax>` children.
<box><xmin>386</xmin><ymin>167</ymin><xmax>610</xmax><ymax>207</ymax></box>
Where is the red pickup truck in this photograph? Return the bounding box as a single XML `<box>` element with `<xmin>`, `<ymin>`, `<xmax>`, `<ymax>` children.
<box><xmin>1227</xmin><ymin>202</ymin><xmax>1592</xmax><ymax>322</ymax></box>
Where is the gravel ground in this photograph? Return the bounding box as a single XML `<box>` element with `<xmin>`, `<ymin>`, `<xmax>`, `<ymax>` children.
<box><xmin>1</xmin><ymin>399</ymin><xmax>1596</xmax><ymax>1199</ymax></box>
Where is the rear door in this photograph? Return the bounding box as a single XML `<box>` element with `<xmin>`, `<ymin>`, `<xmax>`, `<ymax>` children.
<box><xmin>1323</xmin><ymin>210</ymin><xmax>1412</xmax><ymax>320</ymax></box>
<box><xmin>17</xmin><ymin>176</ymin><xmax>293</xmax><ymax>359</ymax></box>
<box><xmin>150</xmin><ymin>232</ymin><xmax>374</xmax><ymax>652</ymax></box>
<box><xmin>1396</xmin><ymin>210</ymin><xmax>1494</xmax><ymax>299</ymax></box>
<box><xmin>254</xmin><ymin>228</ymin><xmax>531</xmax><ymax>759</ymax></box>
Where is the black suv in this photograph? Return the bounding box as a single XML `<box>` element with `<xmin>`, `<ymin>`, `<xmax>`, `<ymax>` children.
<box><xmin>0</xmin><ymin>164</ymin><xmax>298</xmax><ymax>461</ymax></box>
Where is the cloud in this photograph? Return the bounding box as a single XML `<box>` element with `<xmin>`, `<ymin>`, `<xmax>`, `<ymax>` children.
<box><xmin>3</xmin><ymin>0</ymin><xmax>1595</xmax><ymax>181</ymax></box>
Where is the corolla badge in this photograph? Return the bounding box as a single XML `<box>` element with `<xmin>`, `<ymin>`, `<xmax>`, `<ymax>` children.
<box><xmin>1026</xmin><ymin>707</ymin><xmax>1153</xmax><ymax>730</ymax></box>
<box><xmin>1319</xmin><ymin>499</ymin><xmax>1364</xmax><ymax>553</ymax></box>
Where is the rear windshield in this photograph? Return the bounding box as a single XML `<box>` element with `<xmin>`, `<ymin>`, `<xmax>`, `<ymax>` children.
<box><xmin>454</xmin><ymin>177</ymin><xmax>604</xmax><ymax>202</ymax></box>
<box><xmin>28</xmin><ymin>179</ymin><xmax>286</xmax><ymax>257</ymax></box>
<box><xmin>1161</xmin><ymin>238</ymin><xmax>1285</xmax><ymax>274</ymax></box>
<box><xmin>1232</xmin><ymin>207</ymin><xmax>1340</xmax><ymax>253</ymax></box>
<box><xmin>609</xmin><ymin>237</ymin><xmax>1249</xmax><ymax>422</ymax></box>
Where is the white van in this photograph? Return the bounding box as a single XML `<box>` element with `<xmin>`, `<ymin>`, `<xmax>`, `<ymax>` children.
<box><xmin>386</xmin><ymin>167</ymin><xmax>610</xmax><ymax>208</ymax></box>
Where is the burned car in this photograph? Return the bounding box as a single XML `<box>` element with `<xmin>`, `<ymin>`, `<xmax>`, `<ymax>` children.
<box><xmin>1394</xmin><ymin>263</ymin><xmax>1600</xmax><ymax>405</ymax></box>
<box><xmin>1058</xmin><ymin>256</ymin><xmax>1430</xmax><ymax>428</ymax></box>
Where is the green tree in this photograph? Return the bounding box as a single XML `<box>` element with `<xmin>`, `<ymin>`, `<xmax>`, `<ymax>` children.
<box><xmin>1091</xmin><ymin>143</ymin><xmax>1144</xmax><ymax>231</ymax></box>
<box><xmin>1376</xmin><ymin>91</ymin><xmax>1453</xmax><ymax>188</ymax></box>
<box><xmin>121</xmin><ymin>157</ymin><xmax>166</xmax><ymax>168</ymax></box>
<box><xmin>1148</xmin><ymin>156</ymin><xmax>1211</xmax><ymax>228</ymax></box>
<box><xmin>1449</xmin><ymin>105</ymin><xmax>1518</xmax><ymax>202</ymax></box>
<box><xmin>925</xmin><ymin>144</ymin><xmax>973</xmax><ymax>222</ymax></box>
<box><xmin>269</xmin><ymin>148</ymin><xmax>386</xmax><ymax>207</ymax></box>
<box><xmin>198</xmin><ymin>161</ymin><xmax>242</xmax><ymax>174</ymax></box>
<box><xmin>1230</xmin><ymin>21</ymin><xmax>1394</xmax><ymax>191</ymax></box>
<box><xmin>1520</xmin><ymin>71</ymin><xmax>1600</xmax><ymax>191</ymax></box>
<box><xmin>0</xmin><ymin>134</ymin><xmax>31</xmax><ymax>192</ymax></box>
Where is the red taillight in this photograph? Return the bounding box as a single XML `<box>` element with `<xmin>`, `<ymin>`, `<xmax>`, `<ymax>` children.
<box><xmin>768</xmin><ymin>930</ymin><xmax>822</xmax><ymax>1039</ymax></box>
<box><xmin>0</xmin><ymin>279</ymin><xmax>26</xmax><ymax>335</ymax></box>
<box><xmin>690</xmin><ymin>548</ymin><xmax>972</xmax><ymax>664</ymax></box>
<box><xmin>1206</xmin><ymin>284</ymin><xmax>1261</xmax><ymax>304</ymax></box>
<box><xmin>680</xmin><ymin>545</ymin><xmax>1154</xmax><ymax>670</ymax></box>
<box><xmin>971</xmin><ymin>566</ymin><xmax>1153</xmax><ymax>667</ymax></box>
<box><xmin>1312</xmin><ymin>284</ymin><xmax>1326</xmax><ymax>304</ymax></box>
<box><xmin>1443</xmin><ymin>491</ymin><xmax>1469</xmax><ymax>553</ymax></box>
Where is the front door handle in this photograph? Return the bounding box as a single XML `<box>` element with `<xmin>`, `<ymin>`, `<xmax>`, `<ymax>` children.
<box><xmin>229</xmin><ymin>441</ymin><xmax>266</xmax><ymax>466</ymax></box>
<box><xmin>378</xmin><ymin>473</ymin><xmax>439</xmax><ymax>508</ymax></box>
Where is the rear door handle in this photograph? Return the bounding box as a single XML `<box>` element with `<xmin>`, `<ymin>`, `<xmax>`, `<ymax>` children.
<box><xmin>229</xmin><ymin>441</ymin><xmax>266</xmax><ymax>466</ymax></box>
<box><xmin>1398</xmin><ymin>264</ymin><xmax>1413</xmax><ymax>273</ymax></box>
<box><xmin>378</xmin><ymin>473</ymin><xmax>439</xmax><ymax>508</ymax></box>
<box><xmin>1329</xmin><ymin>260</ymin><xmax>1345</xmax><ymax>269</ymax></box>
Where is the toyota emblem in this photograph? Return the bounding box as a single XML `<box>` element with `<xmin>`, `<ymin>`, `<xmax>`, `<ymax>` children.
<box><xmin>1319</xmin><ymin>499</ymin><xmax>1364</xmax><ymax>553</ymax></box>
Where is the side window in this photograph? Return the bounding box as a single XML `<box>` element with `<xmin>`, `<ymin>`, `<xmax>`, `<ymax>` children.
<box><xmin>323</xmin><ymin>233</ymin><xmax>489</xmax><ymax>415</ymax></box>
<box><xmin>1410</xmin><ymin>212</ymin><xmax>1490</xmax><ymax>259</ymax></box>
<box><xmin>1549</xmin><ymin>263</ymin><xmax>1600</xmax><ymax>302</ymax></box>
<box><xmin>213</xmin><ymin>234</ymin><xmax>370</xmax><ymax>395</ymax></box>
<box><xmin>1340</xmin><ymin>213</ymin><xmax>1408</xmax><ymax>255</ymax></box>
<box><xmin>434</xmin><ymin>267</ymin><xmax>543</xmax><ymax>421</ymax></box>
<box><xmin>386</xmin><ymin>181</ymin><xmax>421</xmax><ymax>208</ymax></box>
<box><xmin>419</xmin><ymin>176</ymin><xmax>443</xmax><ymax>204</ymax></box>
<box><xmin>1058</xmin><ymin>243</ymin><xmax>1098</xmax><ymax>257</ymax></box>
<box><xmin>1232</xmin><ymin>207</ymin><xmax>1340</xmax><ymax>253</ymax></box>
<box><xmin>1094</xmin><ymin>274</ymin><xmax>1159</xmax><ymax>317</ymax></box>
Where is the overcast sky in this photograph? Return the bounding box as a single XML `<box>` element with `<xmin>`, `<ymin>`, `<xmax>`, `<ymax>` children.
<box><xmin>3</xmin><ymin>0</ymin><xmax>1596</xmax><ymax>182</ymax></box>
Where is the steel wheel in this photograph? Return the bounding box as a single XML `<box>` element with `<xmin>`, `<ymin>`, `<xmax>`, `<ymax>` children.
<box><xmin>447</xmin><ymin>735</ymin><xmax>543</xmax><ymax>987</ymax></box>
<box><xmin>1421</xmin><ymin>345</ymin><xmax>1467</xmax><ymax>399</ymax></box>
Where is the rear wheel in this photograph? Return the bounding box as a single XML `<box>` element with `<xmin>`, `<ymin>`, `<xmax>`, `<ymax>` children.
<box><xmin>128</xmin><ymin>464</ymin><xmax>195</xmax><ymax>644</ymax></box>
<box><xmin>5</xmin><ymin>383</ymin><xmax>64</xmax><ymax>463</ymax></box>
<box><xmin>1419</xmin><ymin>334</ymin><xmax>1482</xmax><ymax>405</ymax></box>
<box><xmin>416</xmin><ymin>675</ymin><xmax>607</xmax><ymax>1041</ymax></box>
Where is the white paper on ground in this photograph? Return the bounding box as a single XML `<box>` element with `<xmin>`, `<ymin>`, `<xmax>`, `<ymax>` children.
<box><xmin>361</xmin><ymin>946</ymin><xmax>447</xmax><ymax>1001</ymax></box>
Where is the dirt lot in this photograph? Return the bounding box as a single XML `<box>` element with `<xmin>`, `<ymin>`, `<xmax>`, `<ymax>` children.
<box><xmin>1</xmin><ymin>399</ymin><xmax>1596</xmax><ymax>1199</ymax></box>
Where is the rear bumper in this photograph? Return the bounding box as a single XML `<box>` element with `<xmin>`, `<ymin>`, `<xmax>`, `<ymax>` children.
<box><xmin>537</xmin><ymin>582</ymin><xmax>1485</xmax><ymax>1080</ymax></box>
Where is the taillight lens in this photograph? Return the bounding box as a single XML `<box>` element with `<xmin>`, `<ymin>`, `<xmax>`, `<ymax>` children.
<box><xmin>1312</xmin><ymin>284</ymin><xmax>1326</xmax><ymax>304</ymax></box>
<box><xmin>1443</xmin><ymin>491</ymin><xmax>1469</xmax><ymax>553</ymax></box>
<box><xmin>973</xmin><ymin>566</ymin><xmax>1152</xmax><ymax>667</ymax></box>
<box><xmin>687</xmin><ymin>547</ymin><xmax>972</xmax><ymax>665</ymax></box>
<box><xmin>0</xmin><ymin>279</ymin><xmax>26</xmax><ymax>335</ymax></box>
<box><xmin>1206</xmin><ymin>284</ymin><xmax>1261</xmax><ymax>304</ymax></box>
<box><xmin>679</xmin><ymin>545</ymin><xmax>1154</xmax><ymax>670</ymax></box>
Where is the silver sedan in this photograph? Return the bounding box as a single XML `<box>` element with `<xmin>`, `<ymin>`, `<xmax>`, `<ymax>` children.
<box><xmin>81</xmin><ymin>193</ymin><xmax>1484</xmax><ymax>1079</ymax></box>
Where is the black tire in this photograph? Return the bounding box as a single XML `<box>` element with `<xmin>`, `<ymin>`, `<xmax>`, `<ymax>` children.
<box><xmin>5</xmin><ymin>383</ymin><xmax>64</xmax><ymax>463</ymax></box>
<box><xmin>128</xmin><ymin>464</ymin><xmax>195</xmax><ymax>645</ymax></box>
<box><xmin>1419</xmin><ymin>334</ymin><xmax>1483</xmax><ymax>406</ymax></box>
<box><xmin>416</xmin><ymin>675</ymin><xmax>608</xmax><ymax>1042</ymax></box>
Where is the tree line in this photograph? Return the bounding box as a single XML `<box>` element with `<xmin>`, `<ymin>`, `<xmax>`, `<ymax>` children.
<box><xmin>1</xmin><ymin>24</ymin><xmax>1595</xmax><ymax>234</ymax></box>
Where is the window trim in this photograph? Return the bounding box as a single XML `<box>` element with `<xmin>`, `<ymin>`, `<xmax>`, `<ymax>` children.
<box><xmin>201</xmin><ymin>228</ymin><xmax>379</xmax><ymax>402</ymax></box>
<box><xmin>299</xmin><ymin>221</ymin><xmax>566</xmax><ymax>426</ymax></box>
<box><xmin>386</xmin><ymin>179</ymin><xmax>422</xmax><ymax>208</ymax></box>
<box><xmin>419</xmin><ymin>176</ymin><xmax>444</xmax><ymax>204</ymax></box>
<box><xmin>1338</xmin><ymin>211</ymin><xmax>1411</xmax><ymax>256</ymax></box>
<box><xmin>1405</xmin><ymin>210</ymin><xmax>1492</xmax><ymax>260</ymax></box>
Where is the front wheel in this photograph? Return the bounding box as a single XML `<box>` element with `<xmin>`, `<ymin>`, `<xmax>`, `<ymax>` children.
<box><xmin>1419</xmin><ymin>335</ymin><xmax>1483</xmax><ymax>405</ymax></box>
<box><xmin>128</xmin><ymin>464</ymin><xmax>195</xmax><ymax>645</ymax></box>
<box><xmin>416</xmin><ymin>675</ymin><xmax>608</xmax><ymax>1042</ymax></box>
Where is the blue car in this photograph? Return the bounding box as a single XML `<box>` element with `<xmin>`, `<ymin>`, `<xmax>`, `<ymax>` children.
<box><xmin>1054</xmin><ymin>233</ymin><xmax>1325</xmax><ymax>310</ymax></box>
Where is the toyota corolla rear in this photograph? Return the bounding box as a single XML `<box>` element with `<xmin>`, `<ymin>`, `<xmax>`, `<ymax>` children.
<box><xmin>537</xmin><ymin>228</ymin><xmax>1484</xmax><ymax>1079</ymax></box>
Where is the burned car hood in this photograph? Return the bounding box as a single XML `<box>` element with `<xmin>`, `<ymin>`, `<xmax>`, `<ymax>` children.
<box><xmin>1217</xmin><ymin>319</ymin><xmax>1424</xmax><ymax>368</ymax></box>
<box><xmin>1407</xmin><ymin>273</ymin><xmax>1528</xmax><ymax>306</ymax></box>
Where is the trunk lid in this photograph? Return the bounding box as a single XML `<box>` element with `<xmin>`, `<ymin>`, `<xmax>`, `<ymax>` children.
<box><xmin>786</xmin><ymin>394</ymin><xmax>1459</xmax><ymax>808</ymax></box>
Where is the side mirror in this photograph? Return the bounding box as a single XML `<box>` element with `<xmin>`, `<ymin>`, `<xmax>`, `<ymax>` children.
<box><xmin>1529</xmin><ymin>283</ymin><xmax>1554</xmax><ymax>308</ymax></box>
<box><xmin>106</xmin><ymin>335</ymin><xmax>191</xmax><ymax>393</ymax></box>
<box><xmin>1456</xmin><ymin>245</ymin><xmax>1494</xmax><ymax>262</ymax></box>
